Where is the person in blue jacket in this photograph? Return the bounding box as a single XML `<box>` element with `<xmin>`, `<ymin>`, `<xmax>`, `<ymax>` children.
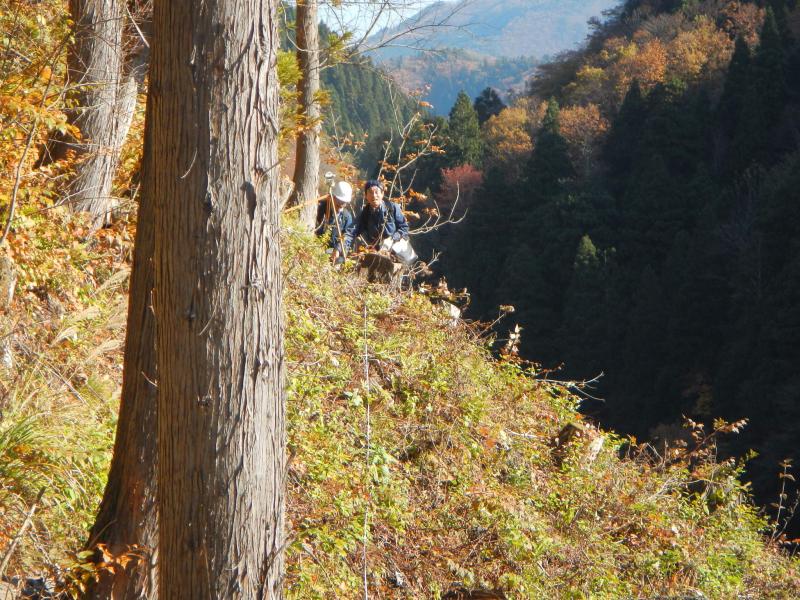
<box><xmin>315</xmin><ymin>180</ymin><xmax>355</xmax><ymax>264</ymax></box>
<box><xmin>353</xmin><ymin>179</ymin><xmax>409</xmax><ymax>249</ymax></box>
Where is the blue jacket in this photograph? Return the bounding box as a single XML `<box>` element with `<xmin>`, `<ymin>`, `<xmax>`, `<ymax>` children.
<box><xmin>315</xmin><ymin>199</ymin><xmax>355</xmax><ymax>254</ymax></box>
<box><xmin>353</xmin><ymin>200</ymin><xmax>409</xmax><ymax>248</ymax></box>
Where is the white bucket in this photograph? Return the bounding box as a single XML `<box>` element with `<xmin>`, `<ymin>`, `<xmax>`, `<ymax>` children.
<box><xmin>389</xmin><ymin>238</ymin><xmax>418</xmax><ymax>266</ymax></box>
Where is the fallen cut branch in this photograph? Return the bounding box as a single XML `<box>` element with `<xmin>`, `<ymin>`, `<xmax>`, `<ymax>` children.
<box><xmin>0</xmin><ymin>488</ymin><xmax>45</xmax><ymax>581</ymax></box>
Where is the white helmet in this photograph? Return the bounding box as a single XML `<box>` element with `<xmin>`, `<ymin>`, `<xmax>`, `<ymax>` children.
<box><xmin>331</xmin><ymin>181</ymin><xmax>352</xmax><ymax>203</ymax></box>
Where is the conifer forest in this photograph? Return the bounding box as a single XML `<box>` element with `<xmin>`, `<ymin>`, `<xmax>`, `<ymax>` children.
<box><xmin>436</xmin><ymin>0</ymin><xmax>800</xmax><ymax>527</ymax></box>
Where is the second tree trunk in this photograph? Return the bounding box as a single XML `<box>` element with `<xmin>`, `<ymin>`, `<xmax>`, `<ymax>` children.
<box><xmin>291</xmin><ymin>0</ymin><xmax>322</xmax><ymax>230</ymax></box>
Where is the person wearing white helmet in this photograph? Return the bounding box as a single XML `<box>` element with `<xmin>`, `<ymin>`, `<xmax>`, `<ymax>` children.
<box><xmin>315</xmin><ymin>179</ymin><xmax>355</xmax><ymax>264</ymax></box>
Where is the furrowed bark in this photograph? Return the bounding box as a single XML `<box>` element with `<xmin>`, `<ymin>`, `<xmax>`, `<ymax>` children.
<box><xmin>82</xmin><ymin>97</ymin><xmax>158</xmax><ymax>600</ymax></box>
<box><xmin>150</xmin><ymin>0</ymin><xmax>285</xmax><ymax>597</ymax></box>
<box><xmin>61</xmin><ymin>0</ymin><xmax>143</xmax><ymax>226</ymax></box>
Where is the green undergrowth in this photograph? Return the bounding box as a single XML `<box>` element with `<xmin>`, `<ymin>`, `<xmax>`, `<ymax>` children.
<box><xmin>0</xmin><ymin>212</ymin><xmax>798</xmax><ymax>597</ymax></box>
<box><xmin>281</xmin><ymin>224</ymin><xmax>799</xmax><ymax>599</ymax></box>
<box><xmin>0</xmin><ymin>203</ymin><xmax>129</xmax><ymax>573</ymax></box>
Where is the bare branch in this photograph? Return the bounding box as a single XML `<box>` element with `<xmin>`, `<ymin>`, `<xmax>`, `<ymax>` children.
<box><xmin>319</xmin><ymin>0</ymin><xmax>480</xmax><ymax>65</ymax></box>
<box><xmin>0</xmin><ymin>47</ymin><xmax>66</xmax><ymax>245</ymax></box>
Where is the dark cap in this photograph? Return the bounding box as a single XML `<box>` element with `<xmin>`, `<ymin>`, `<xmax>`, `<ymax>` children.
<box><xmin>364</xmin><ymin>179</ymin><xmax>384</xmax><ymax>193</ymax></box>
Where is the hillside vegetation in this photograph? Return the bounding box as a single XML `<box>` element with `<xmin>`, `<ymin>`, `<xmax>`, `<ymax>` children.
<box><xmin>281</xmin><ymin>229</ymin><xmax>800</xmax><ymax>599</ymax></box>
<box><xmin>368</xmin><ymin>0</ymin><xmax>616</xmax><ymax>114</ymax></box>
<box><xmin>2</xmin><ymin>201</ymin><xmax>800</xmax><ymax>597</ymax></box>
<box><xmin>320</xmin><ymin>59</ymin><xmax>417</xmax><ymax>142</ymax></box>
<box><xmin>384</xmin><ymin>49</ymin><xmax>538</xmax><ymax>116</ymax></box>
<box><xmin>1</xmin><ymin>1</ymin><xmax>799</xmax><ymax>598</ymax></box>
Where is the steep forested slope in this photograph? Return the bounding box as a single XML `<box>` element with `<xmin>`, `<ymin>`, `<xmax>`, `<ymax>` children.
<box><xmin>320</xmin><ymin>59</ymin><xmax>417</xmax><ymax>141</ymax></box>
<box><xmin>384</xmin><ymin>49</ymin><xmax>538</xmax><ymax>116</ymax></box>
<box><xmin>3</xmin><ymin>200</ymin><xmax>800</xmax><ymax>596</ymax></box>
<box><xmin>439</xmin><ymin>0</ymin><xmax>800</xmax><ymax>521</ymax></box>
<box><xmin>369</xmin><ymin>0</ymin><xmax>618</xmax><ymax>60</ymax></box>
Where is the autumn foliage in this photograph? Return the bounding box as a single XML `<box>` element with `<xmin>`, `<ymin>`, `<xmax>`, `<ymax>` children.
<box><xmin>481</xmin><ymin>106</ymin><xmax>533</xmax><ymax>180</ymax></box>
<box><xmin>557</xmin><ymin>103</ymin><xmax>609</xmax><ymax>175</ymax></box>
<box><xmin>562</xmin><ymin>6</ymin><xmax>767</xmax><ymax>109</ymax></box>
<box><xmin>444</xmin><ymin>1</ymin><xmax>800</xmax><ymax>557</ymax></box>
<box><xmin>0</xmin><ymin>3</ymin><xmax>72</xmax><ymax>239</ymax></box>
<box><xmin>436</xmin><ymin>164</ymin><xmax>483</xmax><ymax>213</ymax></box>
<box><xmin>1</xmin><ymin>1</ymin><xmax>799</xmax><ymax>598</ymax></box>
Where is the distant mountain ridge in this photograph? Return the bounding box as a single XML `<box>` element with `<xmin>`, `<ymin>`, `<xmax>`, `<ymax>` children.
<box><xmin>368</xmin><ymin>0</ymin><xmax>618</xmax><ymax>113</ymax></box>
<box><xmin>369</xmin><ymin>0</ymin><xmax>619</xmax><ymax>61</ymax></box>
<box><xmin>385</xmin><ymin>48</ymin><xmax>538</xmax><ymax>115</ymax></box>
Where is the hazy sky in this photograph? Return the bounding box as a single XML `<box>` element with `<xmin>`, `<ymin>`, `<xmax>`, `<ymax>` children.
<box><xmin>319</xmin><ymin>0</ymin><xmax>440</xmax><ymax>37</ymax></box>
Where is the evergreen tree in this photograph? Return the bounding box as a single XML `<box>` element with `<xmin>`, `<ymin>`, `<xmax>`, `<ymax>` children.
<box><xmin>716</xmin><ymin>36</ymin><xmax>754</xmax><ymax>178</ymax></box>
<box><xmin>753</xmin><ymin>8</ymin><xmax>787</xmax><ymax>128</ymax></box>
<box><xmin>717</xmin><ymin>37</ymin><xmax>751</xmax><ymax>139</ymax></box>
<box><xmin>150</xmin><ymin>0</ymin><xmax>286</xmax><ymax>594</ymax></box>
<box><xmin>663</xmin><ymin>207</ymin><xmax>728</xmax><ymax>402</ymax></box>
<box><xmin>691</xmin><ymin>91</ymin><xmax>714</xmax><ymax>172</ymax></box>
<box><xmin>321</xmin><ymin>59</ymin><xmax>417</xmax><ymax>142</ymax></box>
<box><xmin>527</xmin><ymin>99</ymin><xmax>574</xmax><ymax>198</ymax></box>
<box><xmin>746</xmin><ymin>253</ymin><xmax>800</xmax><ymax>491</ymax></box>
<box><xmin>758</xmin><ymin>154</ymin><xmax>800</xmax><ymax>289</ymax></box>
<box><xmin>787</xmin><ymin>45</ymin><xmax>800</xmax><ymax>102</ymax></box>
<box><xmin>443</xmin><ymin>167</ymin><xmax>515</xmax><ymax>315</ymax></box>
<box><xmin>415</xmin><ymin>115</ymin><xmax>450</xmax><ymax>191</ymax></box>
<box><xmin>560</xmin><ymin>235</ymin><xmax>606</xmax><ymax>378</ymax></box>
<box><xmin>767</xmin><ymin>0</ymin><xmax>794</xmax><ymax>45</ymax></box>
<box><xmin>724</xmin><ymin>11</ymin><xmax>789</xmax><ymax>176</ymax></box>
<box><xmin>474</xmin><ymin>87</ymin><xmax>506</xmax><ymax>125</ymax></box>
<box><xmin>728</xmin><ymin>83</ymin><xmax>768</xmax><ymax>175</ymax></box>
<box><xmin>447</xmin><ymin>90</ymin><xmax>483</xmax><ymax>166</ymax></box>
<box><xmin>641</xmin><ymin>81</ymin><xmax>707</xmax><ymax>179</ymax></box>
<box><xmin>614</xmin><ymin>266</ymin><xmax>669</xmax><ymax>434</ymax></box>
<box><xmin>494</xmin><ymin>243</ymin><xmax>560</xmax><ymax>361</ymax></box>
<box><xmin>620</xmin><ymin>152</ymin><xmax>680</xmax><ymax>269</ymax></box>
<box><xmin>605</xmin><ymin>81</ymin><xmax>647</xmax><ymax>193</ymax></box>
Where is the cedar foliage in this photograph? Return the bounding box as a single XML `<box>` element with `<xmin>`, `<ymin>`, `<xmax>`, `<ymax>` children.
<box><xmin>473</xmin><ymin>87</ymin><xmax>506</xmax><ymax>125</ymax></box>
<box><xmin>321</xmin><ymin>60</ymin><xmax>417</xmax><ymax>145</ymax></box>
<box><xmin>446</xmin><ymin>91</ymin><xmax>484</xmax><ymax>167</ymax></box>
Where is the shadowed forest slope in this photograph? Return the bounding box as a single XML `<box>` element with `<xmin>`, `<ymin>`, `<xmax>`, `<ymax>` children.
<box><xmin>432</xmin><ymin>0</ymin><xmax>800</xmax><ymax>526</ymax></box>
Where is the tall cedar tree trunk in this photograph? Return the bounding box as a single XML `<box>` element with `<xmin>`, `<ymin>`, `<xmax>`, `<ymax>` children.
<box><xmin>65</xmin><ymin>0</ymin><xmax>139</xmax><ymax>225</ymax></box>
<box><xmin>290</xmin><ymin>0</ymin><xmax>321</xmax><ymax>230</ymax></box>
<box><xmin>150</xmin><ymin>0</ymin><xmax>286</xmax><ymax>597</ymax></box>
<box><xmin>82</xmin><ymin>100</ymin><xmax>158</xmax><ymax>600</ymax></box>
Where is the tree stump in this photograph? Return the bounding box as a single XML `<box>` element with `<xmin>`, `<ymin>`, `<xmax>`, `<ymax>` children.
<box><xmin>357</xmin><ymin>251</ymin><xmax>402</xmax><ymax>284</ymax></box>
